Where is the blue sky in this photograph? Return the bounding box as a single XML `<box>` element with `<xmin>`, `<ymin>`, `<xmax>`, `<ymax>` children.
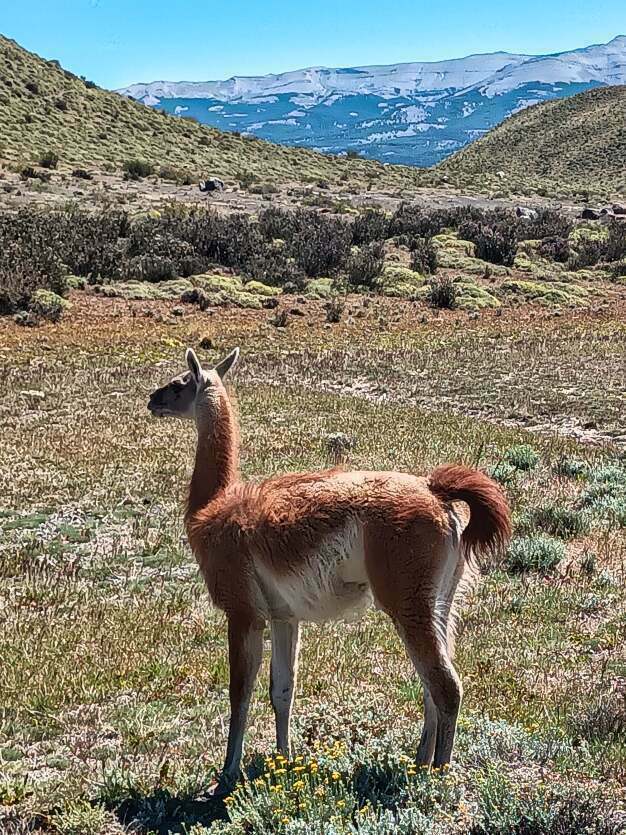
<box><xmin>2</xmin><ymin>0</ymin><xmax>624</xmax><ymax>89</ymax></box>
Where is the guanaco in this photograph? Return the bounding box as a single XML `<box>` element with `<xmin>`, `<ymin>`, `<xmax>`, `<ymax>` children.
<box><xmin>148</xmin><ymin>348</ymin><xmax>511</xmax><ymax>795</ymax></box>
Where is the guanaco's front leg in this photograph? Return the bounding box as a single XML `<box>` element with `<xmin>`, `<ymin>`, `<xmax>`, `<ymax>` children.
<box><xmin>213</xmin><ymin>617</ymin><xmax>264</xmax><ymax>795</ymax></box>
<box><xmin>270</xmin><ymin>619</ymin><xmax>300</xmax><ymax>757</ymax></box>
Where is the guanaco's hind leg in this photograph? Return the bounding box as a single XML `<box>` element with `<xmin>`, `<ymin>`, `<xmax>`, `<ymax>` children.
<box><xmin>365</xmin><ymin>520</ymin><xmax>464</xmax><ymax>768</ymax></box>
<box><xmin>397</xmin><ymin>622</ymin><xmax>463</xmax><ymax>768</ymax></box>
<box><xmin>270</xmin><ymin>619</ymin><xmax>300</xmax><ymax>757</ymax></box>
<box><xmin>216</xmin><ymin>617</ymin><xmax>264</xmax><ymax>794</ymax></box>
<box><xmin>416</xmin><ymin>686</ymin><xmax>438</xmax><ymax>766</ymax></box>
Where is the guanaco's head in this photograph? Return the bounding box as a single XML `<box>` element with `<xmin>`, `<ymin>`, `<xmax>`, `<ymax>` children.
<box><xmin>148</xmin><ymin>347</ymin><xmax>239</xmax><ymax>420</ymax></box>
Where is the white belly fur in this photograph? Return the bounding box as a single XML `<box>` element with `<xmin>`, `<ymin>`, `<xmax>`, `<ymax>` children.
<box><xmin>253</xmin><ymin>520</ymin><xmax>373</xmax><ymax>623</ymax></box>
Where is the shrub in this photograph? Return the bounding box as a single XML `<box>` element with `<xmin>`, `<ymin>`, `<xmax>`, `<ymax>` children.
<box><xmin>39</xmin><ymin>150</ymin><xmax>59</xmax><ymax>169</ymax></box>
<box><xmin>347</xmin><ymin>242</ymin><xmax>385</xmax><ymax>288</ymax></box>
<box><xmin>409</xmin><ymin>236</ymin><xmax>438</xmax><ymax>274</ymax></box>
<box><xmin>25</xmin><ymin>80</ymin><xmax>39</xmax><ymax>94</ymax></box>
<box><xmin>20</xmin><ymin>166</ymin><xmax>50</xmax><ymax>182</ymax></box>
<box><xmin>569</xmin><ymin>238</ymin><xmax>605</xmax><ymax>270</ymax></box>
<box><xmin>237</xmin><ymin>171</ymin><xmax>260</xmax><ymax>190</ymax></box>
<box><xmin>489</xmin><ymin>462</ymin><xmax>518</xmax><ymax>486</ymax></box>
<box><xmin>553</xmin><ymin>457</ymin><xmax>589</xmax><ymax>478</ymax></box>
<box><xmin>605</xmin><ymin>220</ymin><xmax>626</xmax><ymax>262</ymax></box>
<box><xmin>506</xmin><ymin>535</ymin><xmax>565</xmax><ymax>574</ymax></box>
<box><xmin>0</xmin><ymin>211</ymin><xmax>67</xmax><ymax>312</ymax></box>
<box><xmin>71</xmin><ymin>168</ymin><xmax>93</xmax><ymax>180</ymax></box>
<box><xmin>517</xmin><ymin>209</ymin><xmax>573</xmax><ymax>242</ymax></box>
<box><xmin>503</xmin><ymin>444</ymin><xmax>539</xmax><ymax>471</ymax></box>
<box><xmin>258</xmin><ymin>206</ymin><xmax>299</xmax><ymax>242</ymax></box>
<box><xmin>326</xmin><ymin>296</ymin><xmax>345</xmax><ymax>323</ymax></box>
<box><xmin>123</xmin><ymin>159</ymin><xmax>154</xmax><ymax>180</ymax></box>
<box><xmin>244</xmin><ymin>249</ymin><xmax>306</xmax><ymax>289</ymax></box>
<box><xmin>352</xmin><ymin>208</ymin><xmax>389</xmax><ymax>244</ymax></box>
<box><xmin>528</xmin><ymin>504</ymin><xmax>590</xmax><ymax>539</ymax></box>
<box><xmin>427</xmin><ymin>276</ymin><xmax>457</xmax><ymax>309</ymax></box>
<box><xmin>29</xmin><ymin>289</ymin><xmax>71</xmax><ymax>322</ymax></box>
<box><xmin>290</xmin><ymin>211</ymin><xmax>351</xmax><ymax>276</ymax></box>
<box><xmin>459</xmin><ymin>220</ymin><xmax>518</xmax><ymax>266</ymax></box>
<box><xmin>539</xmin><ymin>236</ymin><xmax>570</xmax><ymax>263</ymax></box>
<box><xmin>124</xmin><ymin>254</ymin><xmax>177</xmax><ymax>282</ymax></box>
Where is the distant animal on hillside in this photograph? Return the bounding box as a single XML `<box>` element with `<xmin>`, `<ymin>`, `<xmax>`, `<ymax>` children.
<box><xmin>199</xmin><ymin>177</ymin><xmax>225</xmax><ymax>193</ymax></box>
<box><xmin>148</xmin><ymin>349</ymin><xmax>511</xmax><ymax>796</ymax></box>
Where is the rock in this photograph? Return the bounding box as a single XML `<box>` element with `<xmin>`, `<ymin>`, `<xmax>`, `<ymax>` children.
<box><xmin>199</xmin><ymin>336</ymin><xmax>214</xmax><ymax>350</ymax></box>
<box><xmin>262</xmin><ymin>297</ymin><xmax>279</xmax><ymax>309</ymax></box>
<box><xmin>516</xmin><ymin>207</ymin><xmax>538</xmax><ymax>220</ymax></box>
<box><xmin>21</xmin><ymin>389</ymin><xmax>45</xmax><ymax>400</ymax></box>
<box><xmin>612</xmin><ymin>203</ymin><xmax>626</xmax><ymax>215</ymax></box>
<box><xmin>199</xmin><ymin>178</ymin><xmax>225</xmax><ymax>193</ymax></box>
<box><xmin>580</xmin><ymin>208</ymin><xmax>600</xmax><ymax>220</ymax></box>
<box><xmin>289</xmin><ymin>307</ymin><xmax>305</xmax><ymax>316</ymax></box>
<box><xmin>171</xmin><ymin>306</ymin><xmax>184</xmax><ymax>317</ymax></box>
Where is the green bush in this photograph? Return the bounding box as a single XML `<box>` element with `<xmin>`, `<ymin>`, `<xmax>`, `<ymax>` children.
<box><xmin>410</xmin><ymin>236</ymin><xmax>438</xmax><ymax>275</ymax></box>
<box><xmin>427</xmin><ymin>275</ymin><xmax>457</xmax><ymax>309</ymax></box>
<box><xmin>352</xmin><ymin>208</ymin><xmax>389</xmax><ymax>244</ymax></box>
<box><xmin>39</xmin><ymin>149</ymin><xmax>60</xmax><ymax>169</ymax></box>
<box><xmin>506</xmin><ymin>535</ymin><xmax>565</xmax><ymax>574</ymax></box>
<box><xmin>504</xmin><ymin>444</ymin><xmax>539</xmax><ymax>471</ymax></box>
<box><xmin>553</xmin><ymin>457</ymin><xmax>589</xmax><ymax>479</ymax></box>
<box><xmin>347</xmin><ymin>243</ymin><xmax>385</xmax><ymax>288</ymax></box>
<box><xmin>29</xmin><ymin>289</ymin><xmax>71</xmax><ymax>322</ymax></box>
<box><xmin>123</xmin><ymin>159</ymin><xmax>154</xmax><ymax>180</ymax></box>
<box><xmin>527</xmin><ymin>504</ymin><xmax>590</xmax><ymax>539</ymax></box>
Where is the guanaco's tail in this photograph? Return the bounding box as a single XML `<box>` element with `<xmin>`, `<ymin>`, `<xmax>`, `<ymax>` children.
<box><xmin>428</xmin><ymin>464</ymin><xmax>511</xmax><ymax>559</ymax></box>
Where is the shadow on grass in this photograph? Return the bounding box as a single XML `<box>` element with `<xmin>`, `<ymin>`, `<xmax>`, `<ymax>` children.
<box><xmin>111</xmin><ymin>790</ymin><xmax>229</xmax><ymax>834</ymax></box>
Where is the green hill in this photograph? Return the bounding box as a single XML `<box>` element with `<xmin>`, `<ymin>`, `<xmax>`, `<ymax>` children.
<box><xmin>0</xmin><ymin>35</ymin><xmax>421</xmax><ymax>189</ymax></box>
<box><xmin>437</xmin><ymin>85</ymin><xmax>626</xmax><ymax>200</ymax></box>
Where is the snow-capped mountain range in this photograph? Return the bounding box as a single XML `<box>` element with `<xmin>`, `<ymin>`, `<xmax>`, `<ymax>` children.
<box><xmin>119</xmin><ymin>36</ymin><xmax>626</xmax><ymax>167</ymax></box>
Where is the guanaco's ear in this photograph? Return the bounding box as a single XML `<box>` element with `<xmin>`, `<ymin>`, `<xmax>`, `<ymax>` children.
<box><xmin>186</xmin><ymin>348</ymin><xmax>203</xmax><ymax>384</ymax></box>
<box><xmin>214</xmin><ymin>347</ymin><xmax>240</xmax><ymax>379</ymax></box>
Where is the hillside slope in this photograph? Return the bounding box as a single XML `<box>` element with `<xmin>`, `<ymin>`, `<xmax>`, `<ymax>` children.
<box><xmin>0</xmin><ymin>35</ymin><xmax>421</xmax><ymax>188</ymax></box>
<box><xmin>437</xmin><ymin>85</ymin><xmax>626</xmax><ymax>198</ymax></box>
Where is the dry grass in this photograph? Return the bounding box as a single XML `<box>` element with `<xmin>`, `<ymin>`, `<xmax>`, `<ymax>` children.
<box><xmin>0</xmin><ymin>296</ymin><xmax>624</xmax><ymax>833</ymax></box>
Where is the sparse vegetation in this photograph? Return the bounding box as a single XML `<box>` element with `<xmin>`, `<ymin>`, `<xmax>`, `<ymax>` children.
<box><xmin>506</xmin><ymin>535</ymin><xmax>566</xmax><ymax>573</ymax></box>
<box><xmin>438</xmin><ymin>85</ymin><xmax>626</xmax><ymax>199</ymax></box>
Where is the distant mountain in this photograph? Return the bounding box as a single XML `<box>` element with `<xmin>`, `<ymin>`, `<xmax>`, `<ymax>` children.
<box><xmin>438</xmin><ymin>84</ymin><xmax>626</xmax><ymax>198</ymax></box>
<box><xmin>119</xmin><ymin>36</ymin><xmax>626</xmax><ymax>167</ymax></box>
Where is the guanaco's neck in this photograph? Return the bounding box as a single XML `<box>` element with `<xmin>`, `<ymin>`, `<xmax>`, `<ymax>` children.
<box><xmin>186</xmin><ymin>389</ymin><xmax>239</xmax><ymax>519</ymax></box>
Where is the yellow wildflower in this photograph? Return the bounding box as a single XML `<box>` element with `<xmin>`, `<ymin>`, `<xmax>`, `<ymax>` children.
<box><xmin>275</xmin><ymin>767</ymin><xmax>287</xmax><ymax>775</ymax></box>
<box><xmin>337</xmin><ymin>800</ymin><xmax>346</xmax><ymax>809</ymax></box>
<box><xmin>293</xmin><ymin>780</ymin><xmax>305</xmax><ymax>791</ymax></box>
<box><xmin>331</xmin><ymin>771</ymin><xmax>341</xmax><ymax>781</ymax></box>
<box><xmin>293</xmin><ymin>765</ymin><xmax>306</xmax><ymax>773</ymax></box>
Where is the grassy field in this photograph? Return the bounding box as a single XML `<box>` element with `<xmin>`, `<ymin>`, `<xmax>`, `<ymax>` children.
<box><xmin>0</xmin><ymin>294</ymin><xmax>624</xmax><ymax>834</ymax></box>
